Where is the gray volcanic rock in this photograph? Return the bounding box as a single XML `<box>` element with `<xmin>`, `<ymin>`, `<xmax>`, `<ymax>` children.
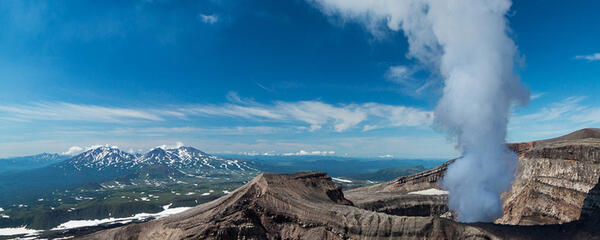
<box><xmin>344</xmin><ymin>160</ymin><xmax>454</xmax><ymax>219</ymax></box>
<box><xmin>78</xmin><ymin>171</ymin><xmax>600</xmax><ymax>240</ymax></box>
<box><xmin>347</xmin><ymin>159</ymin><xmax>454</xmax><ymax>194</ymax></box>
<box><xmin>81</xmin><ymin>172</ymin><xmax>498</xmax><ymax>240</ymax></box>
<box><xmin>347</xmin><ymin>192</ymin><xmax>450</xmax><ymax>218</ymax></box>
<box><xmin>346</xmin><ymin>160</ymin><xmax>454</xmax><ymax>194</ymax></box>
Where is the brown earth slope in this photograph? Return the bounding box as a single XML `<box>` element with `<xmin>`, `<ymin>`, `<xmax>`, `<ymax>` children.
<box><xmin>80</xmin><ymin>171</ymin><xmax>600</xmax><ymax>240</ymax></box>
<box><xmin>344</xmin><ymin>160</ymin><xmax>454</xmax><ymax>219</ymax></box>
<box><xmin>498</xmin><ymin>137</ymin><xmax>600</xmax><ymax>225</ymax></box>
<box><xmin>81</xmin><ymin>172</ymin><xmax>496</xmax><ymax>240</ymax></box>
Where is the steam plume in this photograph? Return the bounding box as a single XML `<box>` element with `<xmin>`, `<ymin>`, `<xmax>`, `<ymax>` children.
<box><xmin>310</xmin><ymin>0</ymin><xmax>529</xmax><ymax>222</ymax></box>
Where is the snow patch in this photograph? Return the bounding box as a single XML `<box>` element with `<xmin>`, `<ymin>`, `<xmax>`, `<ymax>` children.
<box><xmin>0</xmin><ymin>226</ymin><xmax>41</xmax><ymax>236</ymax></box>
<box><xmin>331</xmin><ymin>177</ymin><xmax>352</xmax><ymax>183</ymax></box>
<box><xmin>51</xmin><ymin>206</ymin><xmax>191</xmax><ymax>230</ymax></box>
<box><xmin>407</xmin><ymin>188</ymin><xmax>449</xmax><ymax>195</ymax></box>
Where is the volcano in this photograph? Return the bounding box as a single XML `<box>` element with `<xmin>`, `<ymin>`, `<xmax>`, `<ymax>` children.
<box><xmin>76</xmin><ymin>129</ymin><xmax>600</xmax><ymax>239</ymax></box>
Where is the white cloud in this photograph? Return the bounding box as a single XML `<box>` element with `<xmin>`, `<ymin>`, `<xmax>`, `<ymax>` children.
<box><xmin>282</xmin><ymin>150</ymin><xmax>336</xmax><ymax>156</ymax></box>
<box><xmin>329</xmin><ymin>135</ymin><xmax>457</xmax><ymax>159</ymax></box>
<box><xmin>63</xmin><ymin>146</ymin><xmax>84</xmax><ymax>155</ymax></box>
<box><xmin>60</xmin><ymin>144</ymin><xmax>119</xmax><ymax>156</ymax></box>
<box><xmin>385</xmin><ymin>65</ymin><xmax>413</xmax><ymax>84</ymax></box>
<box><xmin>156</xmin><ymin>141</ymin><xmax>184</xmax><ymax>150</ymax></box>
<box><xmin>0</xmin><ymin>98</ymin><xmax>433</xmax><ymax>133</ymax></box>
<box><xmin>530</xmin><ymin>92</ymin><xmax>545</xmax><ymax>100</ymax></box>
<box><xmin>575</xmin><ymin>53</ymin><xmax>600</xmax><ymax>61</ymax></box>
<box><xmin>0</xmin><ymin>102</ymin><xmax>167</xmax><ymax>123</ymax></box>
<box><xmin>199</xmin><ymin>14</ymin><xmax>218</xmax><ymax>24</ymax></box>
<box><xmin>128</xmin><ymin>126</ymin><xmax>284</xmax><ymax>136</ymax></box>
<box><xmin>509</xmin><ymin>96</ymin><xmax>600</xmax><ymax>141</ymax></box>
<box><xmin>384</xmin><ymin>65</ymin><xmax>436</xmax><ymax>96</ymax></box>
<box><xmin>86</xmin><ymin>144</ymin><xmax>118</xmax><ymax>150</ymax></box>
<box><xmin>363</xmin><ymin>103</ymin><xmax>433</xmax><ymax>128</ymax></box>
<box><xmin>513</xmin><ymin>96</ymin><xmax>586</xmax><ymax>123</ymax></box>
<box><xmin>0</xmin><ymin>97</ymin><xmax>436</xmax><ymax>158</ymax></box>
<box><xmin>186</xmin><ymin>100</ymin><xmax>432</xmax><ymax>132</ymax></box>
<box><xmin>276</xmin><ymin>101</ymin><xmax>368</xmax><ymax>132</ymax></box>
<box><xmin>362</xmin><ymin>125</ymin><xmax>379</xmax><ymax>131</ymax></box>
<box><xmin>184</xmin><ymin>104</ymin><xmax>284</xmax><ymax>120</ymax></box>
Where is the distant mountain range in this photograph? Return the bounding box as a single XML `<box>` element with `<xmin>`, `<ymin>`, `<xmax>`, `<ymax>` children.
<box><xmin>0</xmin><ymin>146</ymin><xmax>257</xmax><ymax>205</ymax></box>
<box><xmin>0</xmin><ymin>153</ymin><xmax>69</xmax><ymax>175</ymax></box>
<box><xmin>0</xmin><ymin>146</ymin><xmax>443</xmax><ymax>230</ymax></box>
<box><xmin>58</xmin><ymin>146</ymin><xmax>256</xmax><ymax>173</ymax></box>
<box><xmin>351</xmin><ymin>165</ymin><xmax>427</xmax><ymax>181</ymax></box>
<box><xmin>231</xmin><ymin>154</ymin><xmax>445</xmax><ymax>177</ymax></box>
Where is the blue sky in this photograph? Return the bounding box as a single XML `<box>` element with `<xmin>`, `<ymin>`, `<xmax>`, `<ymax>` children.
<box><xmin>0</xmin><ymin>0</ymin><xmax>599</xmax><ymax>158</ymax></box>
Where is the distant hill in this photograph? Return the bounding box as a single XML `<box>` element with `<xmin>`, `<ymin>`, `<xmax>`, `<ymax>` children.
<box><xmin>221</xmin><ymin>154</ymin><xmax>446</xmax><ymax>177</ymax></box>
<box><xmin>0</xmin><ymin>153</ymin><xmax>69</xmax><ymax>175</ymax></box>
<box><xmin>351</xmin><ymin>165</ymin><xmax>426</xmax><ymax>181</ymax></box>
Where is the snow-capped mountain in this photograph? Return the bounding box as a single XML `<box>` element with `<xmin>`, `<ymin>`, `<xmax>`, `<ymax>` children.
<box><xmin>62</xmin><ymin>145</ymin><xmax>256</xmax><ymax>173</ymax></box>
<box><xmin>0</xmin><ymin>146</ymin><xmax>260</xmax><ymax>210</ymax></box>
<box><xmin>63</xmin><ymin>146</ymin><xmax>137</xmax><ymax>171</ymax></box>
<box><xmin>138</xmin><ymin>146</ymin><xmax>255</xmax><ymax>171</ymax></box>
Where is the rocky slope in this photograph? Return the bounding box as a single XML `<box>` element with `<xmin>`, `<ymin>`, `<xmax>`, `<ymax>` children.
<box><xmin>581</xmin><ymin>176</ymin><xmax>600</xmax><ymax>222</ymax></box>
<box><xmin>80</xmin><ymin>172</ymin><xmax>489</xmax><ymax>239</ymax></box>
<box><xmin>346</xmin><ymin>128</ymin><xmax>600</xmax><ymax>225</ymax></box>
<box><xmin>80</xmin><ymin>172</ymin><xmax>600</xmax><ymax>240</ymax></box>
<box><xmin>344</xmin><ymin>160</ymin><xmax>454</xmax><ymax>219</ymax></box>
<box><xmin>498</xmin><ymin>136</ymin><xmax>600</xmax><ymax>225</ymax></box>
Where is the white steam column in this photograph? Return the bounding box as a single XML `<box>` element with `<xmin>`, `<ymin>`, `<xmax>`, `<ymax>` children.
<box><xmin>310</xmin><ymin>0</ymin><xmax>529</xmax><ymax>222</ymax></box>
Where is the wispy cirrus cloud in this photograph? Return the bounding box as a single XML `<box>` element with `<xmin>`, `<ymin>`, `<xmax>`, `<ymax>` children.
<box><xmin>107</xmin><ymin>126</ymin><xmax>288</xmax><ymax>136</ymax></box>
<box><xmin>0</xmin><ymin>102</ymin><xmax>167</xmax><ymax>123</ymax></box>
<box><xmin>509</xmin><ymin>96</ymin><xmax>600</xmax><ymax>141</ymax></box>
<box><xmin>385</xmin><ymin>65</ymin><xmax>414</xmax><ymax>84</ymax></box>
<box><xmin>0</xmin><ymin>94</ymin><xmax>433</xmax><ymax>133</ymax></box>
<box><xmin>575</xmin><ymin>53</ymin><xmax>600</xmax><ymax>61</ymax></box>
<box><xmin>184</xmin><ymin>100</ymin><xmax>432</xmax><ymax>132</ymax></box>
<box><xmin>384</xmin><ymin>65</ymin><xmax>438</xmax><ymax>96</ymax></box>
<box><xmin>198</xmin><ymin>14</ymin><xmax>218</xmax><ymax>24</ymax></box>
<box><xmin>513</xmin><ymin>96</ymin><xmax>587</xmax><ymax>123</ymax></box>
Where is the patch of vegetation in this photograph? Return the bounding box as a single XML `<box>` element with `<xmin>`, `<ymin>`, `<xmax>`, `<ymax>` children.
<box><xmin>0</xmin><ymin>173</ymin><xmax>256</xmax><ymax>229</ymax></box>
